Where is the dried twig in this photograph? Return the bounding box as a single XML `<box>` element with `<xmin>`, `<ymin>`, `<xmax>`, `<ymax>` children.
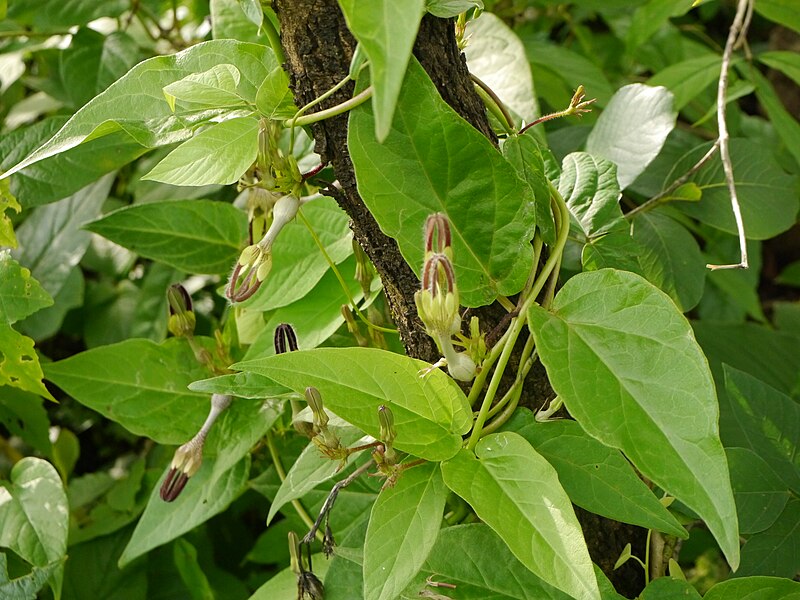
<box><xmin>708</xmin><ymin>0</ymin><xmax>752</xmax><ymax>271</ymax></box>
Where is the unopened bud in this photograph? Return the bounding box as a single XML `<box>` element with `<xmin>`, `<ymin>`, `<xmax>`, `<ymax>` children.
<box><xmin>424</xmin><ymin>213</ymin><xmax>452</xmax><ymax>258</ymax></box>
<box><xmin>353</xmin><ymin>239</ymin><xmax>375</xmax><ymax>297</ymax></box>
<box><xmin>274</xmin><ymin>323</ymin><xmax>299</xmax><ymax>354</ymax></box>
<box><xmin>378</xmin><ymin>405</ymin><xmax>397</xmax><ymax>464</ymax></box>
<box><xmin>416</xmin><ymin>253</ymin><xmax>461</xmax><ymax>339</ymax></box>
<box><xmin>167</xmin><ymin>284</ymin><xmax>196</xmax><ymax>338</ymax></box>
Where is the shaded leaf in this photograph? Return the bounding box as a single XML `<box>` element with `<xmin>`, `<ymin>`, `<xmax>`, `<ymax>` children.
<box><xmin>0</xmin><ymin>555</ymin><xmax>63</xmax><ymax>600</ymax></box>
<box><xmin>704</xmin><ymin>576</ymin><xmax>800</xmax><ymax>600</ymax></box>
<box><xmin>6</xmin><ymin>0</ymin><xmax>127</xmax><ymax>28</ymax></box>
<box><xmin>86</xmin><ymin>199</ymin><xmax>247</xmax><ymax>274</ymax></box>
<box><xmin>528</xmin><ymin>269</ymin><xmax>740</xmax><ymax>569</ymax></box>
<box><xmin>441</xmin><ymin>432</ymin><xmax>600</xmax><ymax>600</ymax></box>
<box><xmin>736</xmin><ymin>498</ymin><xmax>800</xmax><ymax>578</ymax></box>
<box><xmin>638</xmin><ymin>577</ymin><xmax>701</xmax><ymax>599</ymax></box>
<box><xmin>503</xmin><ymin>134</ymin><xmax>556</xmax><ymax>245</ymax></box>
<box><xmin>0</xmin><ymin>325</ymin><xmax>55</xmax><ymax>401</ymax></box>
<box><xmin>350</xmin><ymin>57</ymin><xmax>536</xmax><ymax>306</ymax></box>
<box><xmin>675</xmin><ymin>139</ymin><xmax>799</xmax><ymax>240</ymax></box>
<box><xmin>647</xmin><ymin>54</ymin><xmax>720</xmax><ymax>111</ymax></box>
<box><xmin>727</xmin><ymin>447</ymin><xmax>790</xmax><ymax>535</ymax></box>
<box><xmin>632</xmin><ymin>210</ymin><xmax>705</xmax><ymax>312</ymax></box>
<box><xmin>234</xmin><ymin>347</ymin><xmax>472</xmax><ymax>461</ymax></box>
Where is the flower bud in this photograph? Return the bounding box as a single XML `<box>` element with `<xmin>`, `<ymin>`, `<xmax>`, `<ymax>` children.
<box><xmin>424</xmin><ymin>213</ymin><xmax>452</xmax><ymax>259</ymax></box>
<box><xmin>378</xmin><ymin>405</ymin><xmax>398</xmax><ymax>464</ymax></box>
<box><xmin>274</xmin><ymin>323</ymin><xmax>299</xmax><ymax>354</ymax></box>
<box><xmin>415</xmin><ymin>253</ymin><xmax>460</xmax><ymax>339</ymax></box>
<box><xmin>167</xmin><ymin>284</ymin><xmax>196</xmax><ymax>338</ymax></box>
<box><xmin>305</xmin><ymin>386</ymin><xmax>340</xmax><ymax>451</ymax></box>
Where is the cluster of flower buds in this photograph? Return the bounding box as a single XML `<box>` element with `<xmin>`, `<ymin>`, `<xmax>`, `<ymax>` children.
<box><xmin>256</xmin><ymin>118</ymin><xmax>303</xmax><ymax>194</ymax></box>
<box><xmin>305</xmin><ymin>386</ymin><xmax>345</xmax><ymax>460</ymax></box>
<box><xmin>227</xmin><ymin>193</ymin><xmax>300</xmax><ymax>302</ymax></box>
<box><xmin>415</xmin><ymin>214</ymin><xmax>476</xmax><ymax>381</ymax></box>
<box><xmin>160</xmin><ymin>393</ymin><xmax>232</xmax><ymax>502</ymax></box>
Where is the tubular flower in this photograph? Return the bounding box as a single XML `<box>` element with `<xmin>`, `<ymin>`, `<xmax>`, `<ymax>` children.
<box><xmin>227</xmin><ymin>194</ymin><xmax>300</xmax><ymax>302</ymax></box>
<box><xmin>305</xmin><ymin>386</ymin><xmax>341</xmax><ymax>453</ymax></box>
<box><xmin>160</xmin><ymin>393</ymin><xmax>232</xmax><ymax>502</ymax></box>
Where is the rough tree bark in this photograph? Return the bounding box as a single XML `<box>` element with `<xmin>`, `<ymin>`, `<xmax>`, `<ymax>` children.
<box><xmin>273</xmin><ymin>1</ymin><xmax>646</xmax><ymax>595</ymax></box>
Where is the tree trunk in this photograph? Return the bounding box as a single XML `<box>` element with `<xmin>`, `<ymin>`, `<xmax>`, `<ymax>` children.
<box><xmin>273</xmin><ymin>1</ymin><xmax>646</xmax><ymax>595</ymax></box>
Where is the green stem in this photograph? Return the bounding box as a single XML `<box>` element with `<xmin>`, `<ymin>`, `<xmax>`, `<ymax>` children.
<box><xmin>261</xmin><ymin>13</ymin><xmax>285</xmax><ymax>64</ymax></box>
<box><xmin>467</xmin><ymin>182</ymin><xmax>570</xmax><ymax>450</ymax></box>
<box><xmin>266</xmin><ymin>432</ymin><xmax>323</xmax><ymax>542</ymax></box>
<box><xmin>472</xmin><ymin>76</ymin><xmax>516</xmax><ymax>135</ymax></box>
<box><xmin>297</xmin><ymin>208</ymin><xmax>397</xmax><ymax>335</ymax></box>
<box><xmin>644</xmin><ymin>528</ymin><xmax>652</xmax><ymax>586</ymax></box>
<box><xmin>288</xmin><ymin>86</ymin><xmax>372</xmax><ymax>130</ymax></box>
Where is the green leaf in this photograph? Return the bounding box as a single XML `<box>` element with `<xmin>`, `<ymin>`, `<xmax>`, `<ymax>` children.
<box><xmin>255</xmin><ymin>66</ymin><xmax>297</xmax><ymax>119</ymax></box>
<box><xmin>189</xmin><ymin>372</ymin><xmax>292</xmax><ymax>399</ymax></box>
<box><xmin>0</xmin><ymin>387</ymin><xmax>52</xmax><ymax>456</ymax></box>
<box><xmin>754</xmin><ymin>0</ymin><xmax>800</xmax><ymax>34</ymax></box>
<box><xmin>86</xmin><ymin>199</ymin><xmax>247</xmax><ymax>274</ymax></box>
<box><xmin>503</xmin><ymin>134</ymin><xmax>556</xmax><ymax>245</ymax></box>
<box><xmin>242</xmin><ymin>256</ymin><xmax>365</xmax><ymax>359</ymax></box>
<box><xmin>43</xmin><ymin>338</ymin><xmax>214</xmax><ymax>444</ymax></box>
<box><xmin>586</xmin><ymin>84</ymin><xmax>677</xmax><ymax>189</ymax></box>
<box><xmin>464</xmin><ymin>12</ymin><xmax>538</xmax><ymax>124</ymax></box>
<box><xmin>267</xmin><ymin>428</ymin><xmax>366</xmax><ymax>524</ymax></box>
<box><xmin>234</xmin><ymin>347</ymin><xmax>472</xmax><ymax>461</ymax></box>
<box><xmin>759</xmin><ymin>51</ymin><xmax>800</xmax><ymax>88</ymax></box>
<box><xmin>647</xmin><ymin>54</ymin><xmax>722</xmax><ymax>111</ymax></box>
<box><xmin>559</xmin><ymin>152</ymin><xmax>623</xmax><ymax>238</ymax></box>
<box><xmin>704</xmin><ymin>576</ymin><xmax>800</xmax><ymax>600</ymax></box>
<box><xmin>364</xmin><ymin>462</ymin><xmax>446</xmax><ymax>600</ymax></box>
<box><xmin>338</xmin><ymin>0</ymin><xmax>426</xmax><ymax>142</ymax></box>
<box><xmin>632</xmin><ymin>210</ymin><xmax>705</xmax><ymax>312</ymax></box>
<box><xmin>426</xmin><ymin>0</ymin><xmax>483</xmax><ymax>18</ymax></box>
<box><xmin>399</xmin><ymin>523</ymin><xmax>572</xmax><ymax>599</ymax></box>
<box><xmin>441</xmin><ymin>432</ymin><xmax>600</xmax><ymax>600</ymax></box>
<box><xmin>674</xmin><ymin>139</ymin><xmax>799</xmax><ymax>240</ymax></box>
<box><xmin>143</xmin><ymin>116</ymin><xmax>259</xmax><ymax>186</ymax></box>
<box><xmin>0</xmin><ymin>325</ymin><xmax>55</xmax><ymax>401</ymax></box>
<box><xmin>349</xmin><ymin>58</ymin><xmax>536</xmax><ymax>307</ymax></box>
<box><xmin>243</xmin><ymin>197</ymin><xmax>353</xmax><ymax>312</ymax></box>
<box><xmin>722</xmin><ymin>366</ymin><xmax>800</xmax><ymax>494</ymax></box>
<box><xmin>173</xmin><ymin>539</ymin><xmax>214</xmax><ymax>600</ymax></box>
<box><xmin>0</xmin><ymin>117</ymin><xmax>145</xmax><ymax>208</ymax></box>
<box><xmin>727</xmin><ymin>447</ymin><xmax>790</xmax><ymax>535</ymax></box>
<box><xmin>0</xmin><ymin>555</ymin><xmax>63</xmax><ymax>600</ymax></box>
<box><xmin>0</xmin><ymin>41</ymin><xmax>277</xmax><ymax>179</ymax></box>
<box><xmin>528</xmin><ymin>269</ymin><xmax>740</xmax><ymax>569</ymax></box>
<box><xmin>249</xmin><ymin>554</ymin><xmax>331</xmax><ymax>600</ymax></box>
<box><xmin>626</xmin><ymin>0</ymin><xmax>692</xmax><ymax>53</ymax></box>
<box><xmin>750</xmin><ymin>67</ymin><xmax>800</xmax><ymax>168</ymax></box>
<box><xmin>59</xmin><ymin>30</ymin><xmax>141</xmax><ymax>110</ymax></box>
<box><xmin>14</xmin><ymin>175</ymin><xmax>112</xmax><ymax>298</ymax></box>
<box><xmin>0</xmin><ymin>180</ymin><xmax>20</xmax><ymax>247</ymax></box>
<box><xmin>736</xmin><ymin>498</ymin><xmax>800</xmax><ymax>578</ymax></box>
<box><xmin>504</xmin><ymin>410</ymin><xmax>686</xmax><ymax>537</ymax></box>
<box><xmin>638</xmin><ymin>577</ymin><xmax>701</xmax><ymax>600</ymax></box>
<box><xmin>211</xmin><ymin>0</ymin><xmax>264</xmax><ymax>43</ymax></box>
<box><xmin>0</xmin><ymin>458</ymin><xmax>68</xmax><ymax>598</ymax></box>
<box><xmin>6</xmin><ymin>0</ymin><xmax>127</xmax><ymax>28</ymax></box>
<box><xmin>522</xmin><ymin>38</ymin><xmax>615</xmax><ymax>107</ymax></box>
<box><xmin>162</xmin><ymin>64</ymin><xmax>246</xmax><ymax>112</ymax></box>
<box><xmin>0</xmin><ymin>253</ymin><xmax>53</xmax><ymax>324</ymax></box>
<box><xmin>119</xmin><ymin>455</ymin><xmax>250</xmax><ymax>567</ymax></box>
<box><xmin>62</xmin><ymin>527</ymin><xmax>148</xmax><ymax>600</ymax></box>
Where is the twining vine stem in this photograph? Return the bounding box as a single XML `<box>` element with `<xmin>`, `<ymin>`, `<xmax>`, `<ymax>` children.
<box><xmin>707</xmin><ymin>0</ymin><xmax>752</xmax><ymax>271</ymax></box>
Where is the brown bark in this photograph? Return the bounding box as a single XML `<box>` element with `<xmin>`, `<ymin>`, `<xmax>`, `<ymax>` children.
<box><xmin>273</xmin><ymin>1</ymin><xmax>646</xmax><ymax>595</ymax></box>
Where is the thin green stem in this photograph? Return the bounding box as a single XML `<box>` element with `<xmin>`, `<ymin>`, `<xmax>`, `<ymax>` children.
<box><xmin>644</xmin><ymin>528</ymin><xmax>653</xmax><ymax>586</ymax></box>
<box><xmin>466</xmin><ymin>325</ymin><xmax>514</xmax><ymax>408</ymax></box>
<box><xmin>471</xmin><ymin>74</ymin><xmax>516</xmax><ymax>134</ymax></box>
<box><xmin>297</xmin><ymin>208</ymin><xmax>397</xmax><ymax>335</ymax></box>
<box><xmin>266</xmin><ymin>432</ymin><xmax>323</xmax><ymax>542</ymax></box>
<box><xmin>261</xmin><ymin>13</ymin><xmax>285</xmax><ymax>64</ymax></box>
<box><xmin>467</xmin><ymin>182</ymin><xmax>570</xmax><ymax>450</ymax></box>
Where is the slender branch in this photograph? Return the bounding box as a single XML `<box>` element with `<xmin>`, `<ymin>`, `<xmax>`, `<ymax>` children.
<box><xmin>707</xmin><ymin>0</ymin><xmax>752</xmax><ymax>271</ymax></box>
<box><xmin>625</xmin><ymin>140</ymin><xmax>719</xmax><ymax>220</ymax></box>
<box><xmin>302</xmin><ymin>459</ymin><xmax>374</xmax><ymax>544</ymax></box>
